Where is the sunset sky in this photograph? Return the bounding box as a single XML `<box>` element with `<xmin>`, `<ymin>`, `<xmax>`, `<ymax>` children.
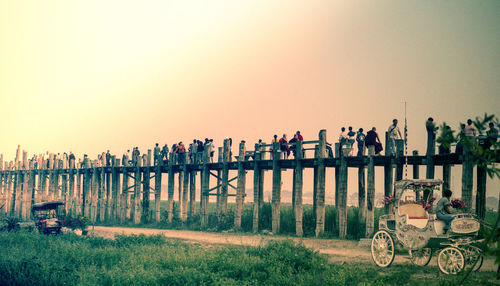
<box><xmin>1</xmin><ymin>1</ymin><xmax>498</xmax><ymax>201</ymax></box>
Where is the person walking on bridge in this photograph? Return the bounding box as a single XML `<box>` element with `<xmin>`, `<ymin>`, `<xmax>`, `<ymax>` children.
<box><xmin>387</xmin><ymin>119</ymin><xmax>402</xmax><ymax>156</ymax></box>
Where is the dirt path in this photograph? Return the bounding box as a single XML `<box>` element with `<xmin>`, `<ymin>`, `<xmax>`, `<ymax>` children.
<box><xmin>90</xmin><ymin>226</ymin><xmax>497</xmax><ymax>271</ymax></box>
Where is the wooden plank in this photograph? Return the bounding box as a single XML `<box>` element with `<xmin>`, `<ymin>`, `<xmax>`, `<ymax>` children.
<box><xmin>234</xmin><ymin>141</ymin><xmax>246</xmax><ymax>230</ymax></box>
<box><xmin>315</xmin><ymin>129</ymin><xmax>326</xmax><ymax>237</ymax></box>
<box><xmin>68</xmin><ymin>169</ymin><xmax>75</xmax><ymax>216</ymax></box>
<box><xmin>294</xmin><ymin>141</ymin><xmax>304</xmax><ymax>237</ymax></box>
<box><xmin>99</xmin><ymin>168</ymin><xmax>105</xmax><ymax>222</ymax></box>
<box><xmin>105</xmin><ymin>158</ymin><xmax>112</xmax><ymax>221</ymax></box>
<box><xmin>142</xmin><ymin>167</ymin><xmax>151</xmax><ymax>223</ymax></box>
<box><xmin>366</xmin><ymin>146</ymin><xmax>375</xmax><ymax>237</ymax></box>
<box><xmin>90</xmin><ymin>168</ymin><xmax>98</xmax><ymax>222</ymax></box>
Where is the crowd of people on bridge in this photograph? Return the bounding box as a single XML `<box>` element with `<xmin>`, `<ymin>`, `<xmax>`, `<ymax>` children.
<box><xmin>8</xmin><ymin>118</ymin><xmax>498</xmax><ymax>172</ymax></box>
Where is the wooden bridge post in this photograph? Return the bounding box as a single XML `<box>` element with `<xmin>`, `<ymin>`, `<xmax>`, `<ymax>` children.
<box><xmin>315</xmin><ymin>129</ymin><xmax>327</xmax><ymax>237</ymax></box>
<box><xmin>384</xmin><ymin>161</ymin><xmax>393</xmax><ymax>214</ymax></box>
<box><xmin>61</xmin><ymin>173</ymin><xmax>68</xmax><ymax>217</ymax></box>
<box><xmin>201</xmin><ymin>148</ymin><xmax>210</xmax><ymax>227</ymax></box>
<box><xmin>461</xmin><ymin>149</ymin><xmax>473</xmax><ymax>211</ymax></box>
<box><xmin>189</xmin><ymin>169</ymin><xmax>196</xmax><ymax>218</ymax></box>
<box><xmin>313</xmin><ymin>146</ymin><xmax>318</xmax><ymax>219</ymax></box>
<box><xmin>76</xmin><ymin>170</ymin><xmax>82</xmax><ymax>216</ymax></box>
<box><xmin>220</xmin><ymin>139</ymin><xmax>230</xmax><ymax>218</ymax></box>
<box><xmin>395</xmin><ymin>140</ymin><xmax>404</xmax><ymax>181</ymax></box>
<box><xmin>167</xmin><ymin>151</ymin><xmax>175</xmax><ymax>223</ymax></box>
<box><xmin>338</xmin><ymin>153</ymin><xmax>348</xmax><ymax>239</ymax></box>
<box><xmin>425</xmin><ymin>124</ymin><xmax>436</xmax><ymax>179</ymax></box>
<box><xmin>366</xmin><ymin>146</ymin><xmax>376</xmax><ymax>237</ymax></box>
<box><xmin>142</xmin><ymin>165</ymin><xmax>151</xmax><ymax>223</ymax></box>
<box><xmin>99</xmin><ymin>168</ymin><xmax>106</xmax><ymax>222</ymax></box>
<box><xmin>252</xmin><ymin>143</ymin><xmax>261</xmax><ymax>233</ymax></box>
<box><xmin>83</xmin><ymin>167</ymin><xmax>91</xmax><ymax>218</ymax></box>
<box><xmin>181</xmin><ymin>154</ymin><xmax>189</xmax><ymax>222</ymax></box>
<box><xmin>120</xmin><ymin>165</ymin><xmax>129</xmax><ymax>223</ymax></box>
<box><xmin>412</xmin><ymin>151</ymin><xmax>419</xmax><ymax>179</ymax></box>
<box><xmin>154</xmin><ymin>158</ymin><xmax>163</xmax><ymax>223</ymax></box>
<box><xmin>442</xmin><ymin>164</ymin><xmax>451</xmax><ymax>192</ymax></box>
<box><xmin>105</xmin><ymin>158</ymin><xmax>112</xmax><ymax>221</ymax></box>
<box><xmin>294</xmin><ymin>141</ymin><xmax>304</xmax><ymax>237</ymax></box>
<box><xmin>68</xmin><ymin>168</ymin><xmax>75</xmax><ymax>217</ymax></box>
<box><xmin>90</xmin><ymin>168</ymin><xmax>98</xmax><ymax>222</ymax></box>
<box><xmin>234</xmin><ymin>141</ymin><xmax>246</xmax><ymax>230</ymax></box>
<box><xmin>216</xmin><ymin>147</ymin><xmax>222</xmax><ymax>216</ymax></box>
<box><xmin>271</xmin><ymin>141</ymin><xmax>281</xmax><ymax>234</ymax></box>
<box><xmin>111</xmin><ymin>159</ymin><xmax>120</xmax><ymax>222</ymax></box>
<box><xmin>476</xmin><ymin>165</ymin><xmax>487</xmax><ymax>219</ymax></box>
<box><xmin>133</xmin><ymin>164</ymin><xmax>141</xmax><ymax>224</ymax></box>
<box><xmin>358</xmin><ymin>162</ymin><xmax>366</xmax><ymax>232</ymax></box>
<box><xmin>9</xmin><ymin>171</ymin><xmax>17</xmax><ymax>216</ymax></box>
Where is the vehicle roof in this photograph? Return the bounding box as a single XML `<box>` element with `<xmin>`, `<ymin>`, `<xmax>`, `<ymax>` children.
<box><xmin>31</xmin><ymin>201</ymin><xmax>64</xmax><ymax>211</ymax></box>
<box><xmin>395</xmin><ymin>179</ymin><xmax>443</xmax><ymax>199</ymax></box>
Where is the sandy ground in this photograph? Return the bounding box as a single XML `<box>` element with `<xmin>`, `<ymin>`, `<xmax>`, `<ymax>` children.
<box><xmin>90</xmin><ymin>226</ymin><xmax>497</xmax><ymax>272</ymax></box>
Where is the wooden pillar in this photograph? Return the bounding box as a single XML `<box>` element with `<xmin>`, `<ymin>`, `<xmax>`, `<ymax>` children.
<box><xmin>120</xmin><ymin>166</ymin><xmax>129</xmax><ymax>223</ymax></box>
<box><xmin>99</xmin><ymin>168</ymin><xmax>106</xmax><ymax>222</ymax></box>
<box><xmin>154</xmin><ymin>161</ymin><xmax>162</xmax><ymax>222</ymax></box>
<box><xmin>384</xmin><ymin>162</ymin><xmax>393</xmax><ymax>214</ymax></box>
<box><xmin>315</xmin><ymin>129</ymin><xmax>327</xmax><ymax>237</ymax></box>
<box><xmin>216</xmin><ymin>147</ymin><xmax>222</xmax><ymax>216</ymax></box>
<box><xmin>412</xmin><ymin>150</ymin><xmax>419</xmax><ymax>179</ymax></box>
<box><xmin>426</xmin><ymin>128</ymin><xmax>436</xmax><ymax>179</ymax></box>
<box><xmin>181</xmin><ymin>157</ymin><xmax>189</xmax><ymax>222</ymax></box>
<box><xmin>133</xmin><ymin>166</ymin><xmax>141</xmax><ymax>224</ymax></box>
<box><xmin>476</xmin><ymin>165</ymin><xmax>487</xmax><ymax>219</ymax></box>
<box><xmin>142</xmin><ymin>167</ymin><xmax>151</xmax><ymax>223</ymax></box>
<box><xmin>338</xmin><ymin>154</ymin><xmax>348</xmax><ymax>239</ymax></box>
<box><xmin>111</xmin><ymin>159</ymin><xmax>121</xmax><ymax>222</ymax></box>
<box><xmin>252</xmin><ymin>143</ymin><xmax>261</xmax><ymax>233</ymax></box>
<box><xmin>201</xmin><ymin>149</ymin><xmax>210</xmax><ymax>227</ymax></box>
<box><xmin>358</xmin><ymin>163</ymin><xmax>366</xmax><ymax>231</ymax></box>
<box><xmin>395</xmin><ymin>140</ymin><xmax>404</xmax><ymax>181</ymax></box>
<box><xmin>234</xmin><ymin>141</ymin><xmax>246</xmax><ymax>230</ymax></box>
<box><xmin>461</xmin><ymin>149</ymin><xmax>473</xmax><ymax>211</ymax></box>
<box><xmin>68</xmin><ymin>169</ymin><xmax>75</xmax><ymax>216</ymax></box>
<box><xmin>366</xmin><ymin>146</ymin><xmax>375</xmax><ymax>237</ymax></box>
<box><xmin>167</xmin><ymin>154</ymin><xmax>175</xmax><ymax>223</ymax></box>
<box><xmin>76</xmin><ymin>170</ymin><xmax>82</xmax><ymax>216</ymax></box>
<box><xmin>61</xmin><ymin>174</ymin><xmax>68</xmax><ymax>217</ymax></box>
<box><xmin>220</xmin><ymin>139</ymin><xmax>230</xmax><ymax>218</ymax></box>
<box><xmin>189</xmin><ymin>170</ymin><xmax>196</xmax><ymax>218</ymax></box>
<box><xmin>83</xmin><ymin>168</ymin><xmax>91</xmax><ymax>218</ymax></box>
<box><xmin>313</xmin><ymin>147</ymin><xmax>319</xmax><ymax>218</ymax></box>
<box><xmin>271</xmin><ymin>141</ymin><xmax>281</xmax><ymax>234</ymax></box>
<box><xmin>90</xmin><ymin>168</ymin><xmax>99</xmax><ymax>223</ymax></box>
<box><xmin>294</xmin><ymin>141</ymin><xmax>304</xmax><ymax>237</ymax></box>
<box><xmin>442</xmin><ymin>164</ymin><xmax>451</xmax><ymax>192</ymax></box>
<box><xmin>105</xmin><ymin>160</ymin><xmax>112</xmax><ymax>221</ymax></box>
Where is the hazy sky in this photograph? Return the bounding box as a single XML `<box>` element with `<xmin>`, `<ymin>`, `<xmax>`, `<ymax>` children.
<box><xmin>1</xmin><ymin>1</ymin><xmax>498</xmax><ymax>201</ymax></box>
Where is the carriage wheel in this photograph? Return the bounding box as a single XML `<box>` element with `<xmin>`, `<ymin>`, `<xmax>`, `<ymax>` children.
<box><xmin>438</xmin><ymin>247</ymin><xmax>465</xmax><ymax>275</ymax></box>
<box><xmin>461</xmin><ymin>245</ymin><xmax>483</xmax><ymax>272</ymax></box>
<box><xmin>409</xmin><ymin>248</ymin><xmax>432</xmax><ymax>266</ymax></box>
<box><xmin>371</xmin><ymin>230</ymin><xmax>395</xmax><ymax>268</ymax></box>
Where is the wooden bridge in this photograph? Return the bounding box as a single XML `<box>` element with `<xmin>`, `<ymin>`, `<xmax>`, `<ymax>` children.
<box><xmin>0</xmin><ymin>128</ymin><xmax>493</xmax><ymax>238</ymax></box>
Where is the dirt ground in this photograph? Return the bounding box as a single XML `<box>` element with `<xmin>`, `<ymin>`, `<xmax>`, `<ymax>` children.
<box><xmin>90</xmin><ymin>226</ymin><xmax>497</xmax><ymax>272</ymax></box>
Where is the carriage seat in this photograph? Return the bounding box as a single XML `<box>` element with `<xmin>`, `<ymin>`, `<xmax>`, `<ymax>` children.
<box><xmin>398</xmin><ymin>203</ymin><xmax>428</xmax><ymax>229</ymax></box>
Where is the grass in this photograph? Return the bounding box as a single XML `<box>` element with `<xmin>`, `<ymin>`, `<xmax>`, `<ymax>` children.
<box><xmin>101</xmin><ymin>202</ymin><xmax>386</xmax><ymax>239</ymax></box>
<box><xmin>0</xmin><ymin>231</ymin><xmax>496</xmax><ymax>286</ymax></box>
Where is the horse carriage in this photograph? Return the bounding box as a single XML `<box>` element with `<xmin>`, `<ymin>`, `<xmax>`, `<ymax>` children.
<box><xmin>371</xmin><ymin>179</ymin><xmax>483</xmax><ymax>274</ymax></box>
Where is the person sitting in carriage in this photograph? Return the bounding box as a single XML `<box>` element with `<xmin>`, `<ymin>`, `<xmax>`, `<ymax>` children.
<box><xmin>435</xmin><ymin>189</ymin><xmax>455</xmax><ymax>233</ymax></box>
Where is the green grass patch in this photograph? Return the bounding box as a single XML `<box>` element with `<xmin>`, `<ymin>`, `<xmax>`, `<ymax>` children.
<box><xmin>0</xmin><ymin>231</ymin><xmax>495</xmax><ymax>285</ymax></box>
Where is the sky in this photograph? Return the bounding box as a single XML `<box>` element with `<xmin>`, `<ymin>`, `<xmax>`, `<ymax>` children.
<box><xmin>1</xmin><ymin>1</ymin><xmax>499</xmax><ymax>202</ymax></box>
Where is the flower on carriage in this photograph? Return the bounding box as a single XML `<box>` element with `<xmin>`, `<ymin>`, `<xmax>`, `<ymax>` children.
<box><xmin>450</xmin><ymin>199</ymin><xmax>467</xmax><ymax>210</ymax></box>
<box><xmin>419</xmin><ymin>197</ymin><xmax>436</xmax><ymax>211</ymax></box>
<box><xmin>382</xmin><ymin>196</ymin><xmax>395</xmax><ymax>205</ymax></box>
